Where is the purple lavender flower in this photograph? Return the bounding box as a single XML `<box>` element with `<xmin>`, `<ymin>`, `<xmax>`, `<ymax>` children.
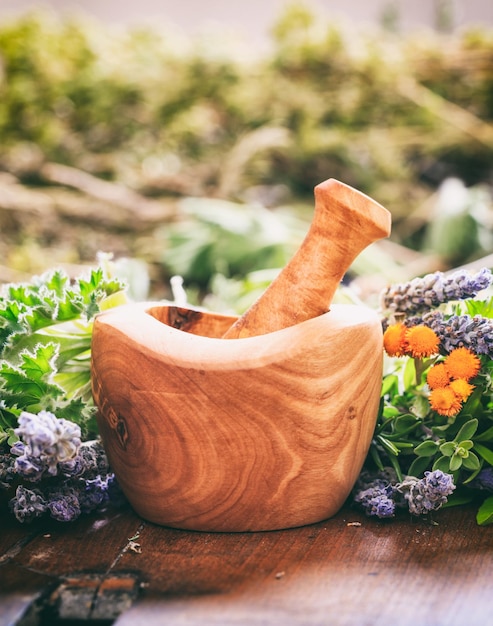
<box><xmin>78</xmin><ymin>475</ymin><xmax>111</xmax><ymax>514</ymax></box>
<box><xmin>353</xmin><ymin>471</ymin><xmax>397</xmax><ymax>518</ymax></box>
<box><xmin>422</xmin><ymin>310</ymin><xmax>493</xmax><ymax>358</ymax></box>
<box><xmin>9</xmin><ymin>485</ymin><xmax>47</xmax><ymax>523</ymax></box>
<box><xmin>397</xmin><ymin>470</ymin><xmax>455</xmax><ymax>516</ymax></box>
<box><xmin>57</xmin><ymin>441</ymin><xmax>110</xmax><ymax>480</ymax></box>
<box><xmin>58</xmin><ymin>454</ymin><xmax>86</xmax><ymax>477</ymax></box>
<box><xmin>381</xmin><ymin>268</ymin><xmax>492</xmax><ymax>315</ymax></box>
<box><xmin>467</xmin><ymin>467</ymin><xmax>493</xmax><ymax>492</ymax></box>
<box><xmin>46</xmin><ymin>487</ymin><xmax>81</xmax><ymax>522</ymax></box>
<box><xmin>13</xmin><ymin>453</ymin><xmax>47</xmax><ymax>482</ymax></box>
<box><xmin>13</xmin><ymin>410</ymin><xmax>81</xmax><ymax>479</ymax></box>
<box><xmin>0</xmin><ymin>451</ymin><xmax>16</xmax><ymax>488</ymax></box>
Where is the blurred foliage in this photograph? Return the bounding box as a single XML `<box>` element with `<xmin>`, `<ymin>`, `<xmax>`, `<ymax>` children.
<box><xmin>0</xmin><ymin>4</ymin><xmax>493</xmax><ymax>301</ymax></box>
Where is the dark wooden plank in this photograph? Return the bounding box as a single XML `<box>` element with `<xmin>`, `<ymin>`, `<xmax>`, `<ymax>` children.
<box><xmin>1</xmin><ymin>502</ymin><xmax>492</xmax><ymax>625</ymax></box>
<box><xmin>1</xmin><ymin>506</ymin><xmax>143</xmax><ymax>622</ymax></box>
<box><xmin>0</xmin><ymin>562</ymin><xmax>55</xmax><ymax>626</ymax></box>
<box><xmin>11</xmin><ymin>508</ymin><xmax>142</xmax><ymax>577</ymax></box>
<box><xmin>0</xmin><ymin>493</ymin><xmax>41</xmax><ymax>558</ymax></box>
<box><xmin>111</xmin><ymin>504</ymin><xmax>493</xmax><ymax>626</ymax></box>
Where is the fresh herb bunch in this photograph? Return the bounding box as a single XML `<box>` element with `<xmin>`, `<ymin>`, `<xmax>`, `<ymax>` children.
<box><xmin>354</xmin><ymin>267</ymin><xmax>493</xmax><ymax>525</ymax></box>
<box><xmin>0</xmin><ymin>257</ymin><xmax>128</xmax><ymax>523</ymax></box>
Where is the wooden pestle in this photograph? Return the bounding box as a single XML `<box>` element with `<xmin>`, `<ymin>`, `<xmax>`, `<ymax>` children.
<box><xmin>222</xmin><ymin>178</ymin><xmax>391</xmax><ymax>339</ymax></box>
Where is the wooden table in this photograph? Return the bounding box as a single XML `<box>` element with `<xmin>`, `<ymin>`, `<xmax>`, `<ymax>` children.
<box><xmin>1</xmin><ymin>500</ymin><xmax>492</xmax><ymax>626</ymax></box>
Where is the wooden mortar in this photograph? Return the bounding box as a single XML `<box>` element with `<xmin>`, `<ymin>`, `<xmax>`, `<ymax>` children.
<box><xmin>91</xmin><ymin>178</ymin><xmax>391</xmax><ymax>531</ymax></box>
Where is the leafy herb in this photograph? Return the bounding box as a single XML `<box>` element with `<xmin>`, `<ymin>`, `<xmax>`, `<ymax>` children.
<box><xmin>0</xmin><ymin>261</ymin><xmax>127</xmax><ymax>443</ymax></box>
<box><xmin>355</xmin><ymin>268</ymin><xmax>493</xmax><ymax>523</ymax></box>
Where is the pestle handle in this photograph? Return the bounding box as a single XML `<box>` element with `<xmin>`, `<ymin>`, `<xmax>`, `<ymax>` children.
<box><xmin>222</xmin><ymin>178</ymin><xmax>391</xmax><ymax>339</ymax></box>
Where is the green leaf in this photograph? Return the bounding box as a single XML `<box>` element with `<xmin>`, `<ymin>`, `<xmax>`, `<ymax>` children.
<box><xmin>410</xmin><ymin>394</ymin><xmax>430</xmax><ymax>419</ymax></box>
<box><xmin>476</xmin><ymin>496</ymin><xmax>493</xmax><ymax>525</ymax></box>
<box><xmin>414</xmin><ymin>440</ymin><xmax>440</xmax><ymax>457</ymax></box>
<box><xmin>449</xmin><ymin>454</ymin><xmax>463</xmax><ymax>472</ymax></box>
<box><xmin>433</xmin><ymin>455</ymin><xmax>452</xmax><ymax>472</ymax></box>
<box><xmin>408</xmin><ymin>455</ymin><xmax>432</xmax><ymax>478</ymax></box>
<box><xmin>454</xmin><ymin>418</ymin><xmax>478</xmax><ymax>443</ymax></box>
<box><xmin>44</xmin><ymin>269</ymin><xmax>69</xmax><ymax>297</ymax></box>
<box><xmin>0</xmin><ymin>363</ymin><xmax>46</xmax><ymax>405</ymax></box>
<box><xmin>475</xmin><ymin>425</ymin><xmax>493</xmax><ymax>443</ymax></box>
<box><xmin>439</xmin><ymin>441</ymin><xmax>456</xmax><ymax>457</ymax></box>
<box><xmin>0</xmin><ymin>406</ymin><xmax>19</xmax><ymax>432</ymax></box>
<box><xmin>382</xmin><ymin>405</ymin><xmax>401</xmax><ymax>418</ymax></box>
<box><xmin>461</xmin><ymin>451</ymin><xmax>480</xmax><ymax>471</ymax></box>
<box><xmin>19</xmin><ymin>342</ymin><xmax>59</xmax><ymax>382</ymax></box>
<box><xmin>465</xmin><ymin>297</ymin><xmax>493</xmax><ymax>319</ymax></box>
<box><xmin>381</xmin><ymin>374</ymin><xmax>398</xmax><ymax>396</ymax></box>
<box><xmin>376</xmin><ymin>434</ymin><xmax>400</xmax><ymax>456</ymax></box>
<box><xmin>473</xmin><ymin>443</ymin><xmax>493</xmax><ymax>466</ymax></box>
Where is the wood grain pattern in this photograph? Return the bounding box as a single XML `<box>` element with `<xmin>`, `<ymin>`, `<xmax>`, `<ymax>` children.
<box><xmin>111</xmin><ymin>503</ymin><xmax>493</xmax><ymax>626</ymax></box>
<box><xmin>223</xmin><ymin>178</ymin><xmax>391</xmax><ymax>339</ymax></box>
<box><xmin>91</xmin><ymin>302</ymin><xmax>383</xmax><ymax>531</ymax></box>
<box><xmin>2</xmin><ymin>504</ymin><xmax>491</xmax><ymax>625</ymax></box>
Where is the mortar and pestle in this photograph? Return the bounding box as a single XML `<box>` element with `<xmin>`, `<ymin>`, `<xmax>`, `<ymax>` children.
<box><xmin>91</xmin><ymin>178</ymin><xmax>391</xmax><ymax>532</ymax></box>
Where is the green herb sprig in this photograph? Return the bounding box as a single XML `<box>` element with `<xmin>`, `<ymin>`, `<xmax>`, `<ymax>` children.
<box><xmin>0</xmin><ymin>261</ymin><xmax>127</xmax><ymax>444</ymax></box>
<box><xmin>357</xmin><ymin>268</ymin><xmax>493</xmax><ymax>524</ymax></box>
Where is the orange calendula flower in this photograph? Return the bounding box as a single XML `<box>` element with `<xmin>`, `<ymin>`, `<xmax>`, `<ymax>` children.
<box><xmin>429</xmin><ymin>386</ymin><xmax>463</xmax><ymax>417</ymax></box>
<box><xmin>405</xmin><ymin>325</ymin><xmax>440</xmax><ymax>358</ymax></box>
<box><xmin>426</xmin><ymin>363</ymin><xmax>450</xmax><ymax>389</ymax></box>
<box><xmin>449</xmin><ymin>378</ymin><xmax>475</xmax><ymax>401</ymax></box>
<box><xmin>444</xmin><ymin>347</ymin><xmax>481</xmax><ymax>381</ymax></box>
<box><xmin>383</xmin><ymin>323</ymin><xmax>408</xmax><ymax>357</ymax></box>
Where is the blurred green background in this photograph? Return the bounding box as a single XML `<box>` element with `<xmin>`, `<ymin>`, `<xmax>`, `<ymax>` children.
<box><xmin>0</xmin><ymin>2</ymin><xmax>492</xmax><ymax>311</ymax></box>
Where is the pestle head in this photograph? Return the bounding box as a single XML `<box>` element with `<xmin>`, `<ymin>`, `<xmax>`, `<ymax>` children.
<box><xmin>222</xmin><ymin>178</ymin><xmax>392</xmax><ymax>339</ymax></box>
<box><xmin>315</xmin><ymin>178</ymin><xmax>391</xmax><ymax>242</ymax></box>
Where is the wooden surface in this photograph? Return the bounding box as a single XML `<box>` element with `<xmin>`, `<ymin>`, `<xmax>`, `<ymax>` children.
<box><xmin>1</xmin><ymin>501</ymin><xmax>492</xmax><ymax>626</ymax></box>
<box><xmin>224</xmin><ymin>178</ymin><xmax>391</xmax><ymax>339</ymax></box>
<box><xmin>91</xmin><ymin>303</ymin><xmax>383</xmax><ymax>531</ymax></box>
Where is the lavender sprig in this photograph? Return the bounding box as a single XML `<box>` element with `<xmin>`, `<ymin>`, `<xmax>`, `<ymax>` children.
<box><xmin>397</xmin><ymin>470</ymin><xmax>456</xmax><ymax>516</ymax></box>
<box><xmin>59</xmin><ymin>440</ymin><xmax>110</xmax><ymax>479</ymax></box>
<box><xmin>353</xmin><ymin>469</ymin><xmax>456</xmax><ymax>519</ymax></box>
<box><xmin>381</xmin><ymin>268</ymin><xmax>492</xmax><ymax>315</ymax></box>
<box><xmin>4</xmin><ymin>409</ymin><xmax>127</xmax><ymax>523</ymax></box>
<box><xmin>353</xmin><ymin>470</ymin><xmax>398</xmax><ymax>518</ymax></box>
<box><xmin>422</xmin><ymin>310</ymin><xmax>493</xmax><ymax>358</ymax></box>
<box><xmin>9</xmin><ymin>485</ymin><xmax>47</xmax><ymax>523</ymax></box>
<box><xmin>8</xmin><ymin>471</ymin><xmax>125</xmax><ymax>523</ymax></box>
<box><xmin>0</xmin><ymin>452</ymin><xmax>16</xmax><ymax>488</ymax></box>
<box><xmin>47</xmin><ymin>486</ymin><xmax>81</xmax><ymax>523</ymax></box>
<box><xmin>12</xmin><ymin>410</ymin><xmax>82</xmax><ymax>479</ymax></box>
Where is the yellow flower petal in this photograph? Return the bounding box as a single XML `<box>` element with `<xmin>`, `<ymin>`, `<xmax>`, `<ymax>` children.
<box><xmin>429</xmin><ymin>386</ymin><xmax>463</xmax><ymax>417</ymax></box>
<box><xmin>383</xmin><ymin>323</ymin><xmax>408</xmax><ymax>357</ymax></box>
<box><xmin>444</xmin><ymin>347</ymin><xmax>481</xmax><ymax>381</ymax></box>
<box><xmin>427</xmin><ymin>363</ymin><xmax>450</xmax><ymax>389</ymax></box>
<box><xmin>405</xmin><ymin>325</ymin><xmax>440</xmax><ymax>358</ymax></box>
<box><xmin>449</xmin><ymin>378</ymin><xmax>475</xmax><ymax>401</ymax></box>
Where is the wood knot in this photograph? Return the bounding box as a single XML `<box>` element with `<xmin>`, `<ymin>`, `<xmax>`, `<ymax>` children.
<box><xmin>347</xmin><ymin>406</ymin><xmax>357</xmax><ymax>420</ymax></box>
<box><xmin>116</xmin><ymin>415</ymin><xmax>129</xmax><ymax>450</ymax></box>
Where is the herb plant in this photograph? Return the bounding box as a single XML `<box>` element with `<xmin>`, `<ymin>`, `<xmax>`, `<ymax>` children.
<box><xmin>0</xmin><ymin>257</ymin><xmax>128</xmax><ymax>522</ymax></box>
<box><xmin>2</xmin><ymin>260</ymin><xmax>493</xmax><ymax>526</ymax></box>
<box><xmin>353</xmin><ymin>267</ymin><xmax>493</xmax><ymax>525</ymax></box>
